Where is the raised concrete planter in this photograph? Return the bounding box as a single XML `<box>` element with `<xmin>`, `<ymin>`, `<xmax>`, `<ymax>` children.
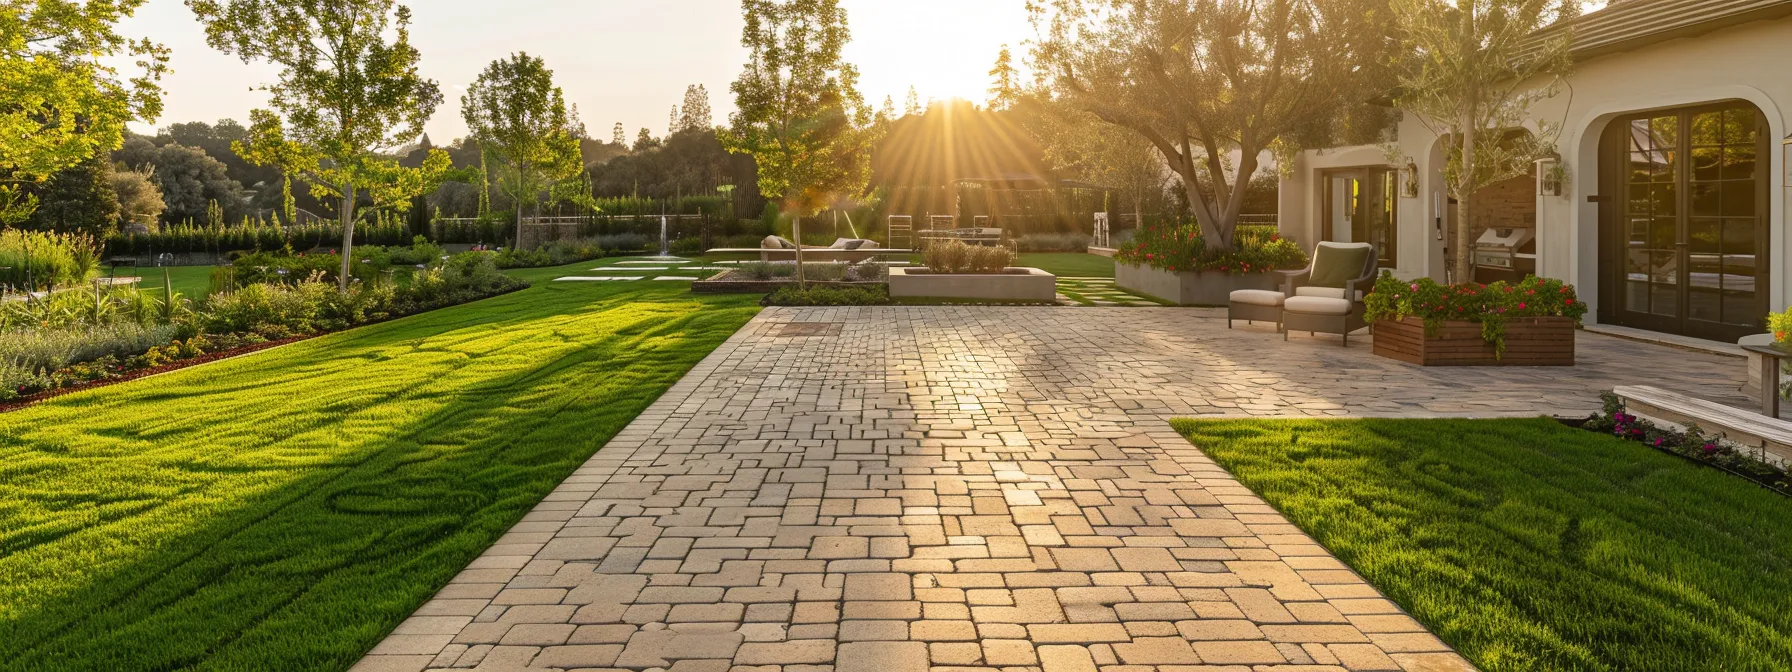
<box><xmin>1115</xmin><ymin>263</ymin><xmax>1278</xmax><ymax>306</ymax></box>
<box><xmin>888</xmin><ymin>267</ymin><xmax>1057</xmax><ymax>301</ymax></box>
<box><xmin>1743</xmin><ymin>333</ymin><xmax>1780</xmax><ymax>401</ymax></box>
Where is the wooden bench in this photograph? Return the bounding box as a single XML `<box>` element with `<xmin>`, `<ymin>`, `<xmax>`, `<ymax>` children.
<box><xmin>1613</xmin><ymin>385</ymin><xmax>1792</xmax><ymax>466</ymax></box>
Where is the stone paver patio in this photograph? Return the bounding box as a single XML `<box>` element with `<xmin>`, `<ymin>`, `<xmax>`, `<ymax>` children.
<box><xmin>357</xmin><ymin>307</ymin><xmax>1748</xmax><ymax>672</ymax></box>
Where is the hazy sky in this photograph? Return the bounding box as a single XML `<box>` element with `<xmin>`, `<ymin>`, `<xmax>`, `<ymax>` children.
<box><xmin>112</xmin><ymin>0</ymin><xmax>1037</xmax><ymax>144</ymax></box>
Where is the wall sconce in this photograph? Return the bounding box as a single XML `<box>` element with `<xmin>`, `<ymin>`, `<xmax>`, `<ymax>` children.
<box><xmin>1536</xmin><ymin>157</ymin><xmax>1565</xmax><ymax>197</ymax></box>
<box><xmin>1400</xmin><ymin>159</ymin><xmax>1420</xmax><ymax>198</ymax></box>
<box><xmin>1783</xmin><ymin>134</ymin><xmax>1791</xmax><ymax>187</ymax></box>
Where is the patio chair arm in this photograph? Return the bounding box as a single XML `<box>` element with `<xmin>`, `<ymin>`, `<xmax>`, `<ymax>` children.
<box><xmin>1344</xmin><ymin>271</ymin><xmax>1377</xmax><ymax>302</ymax></box>
<box><xmin>1277</xmin><ymin>269</ymin><xmax>1310</xmax><ymax>295</ymax></box>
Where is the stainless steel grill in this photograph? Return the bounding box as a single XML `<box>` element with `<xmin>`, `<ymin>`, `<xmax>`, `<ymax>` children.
<box><xmin>1473</xmin><ymin>228</ymin><xmax>1538</xmax><ymax>283</ymax></box>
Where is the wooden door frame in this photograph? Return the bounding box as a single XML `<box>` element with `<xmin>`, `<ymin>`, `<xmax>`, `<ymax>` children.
<box><xmin>1597</xmin><ymin>100</ymin><xmax>1771</xmax><ymax>342</ymax></box>
<box><xmin>1320</xmin><ymin>166</ymin><xmax>1399</xmax><ymax>268</ymax></box>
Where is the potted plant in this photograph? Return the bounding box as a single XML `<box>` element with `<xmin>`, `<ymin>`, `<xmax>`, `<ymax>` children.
<box><xmin>1364</xmin><ymin>274</ymin><xmax>1586</xmax><ymax>366</ymax></box>
<box><xmin>1113</xmin><ymin>222</ymin><xmax>1308</xmax><ymax>305</ymax></box>
<box><xmin>1742</xmin><ymin>311</ymin><xmax>1792</xmax><ymax>402</ymax></box>
<box><xmin>887</xmin><ymin>240</ymin><xmax>1056</xmax><ymax>301</ymax></box>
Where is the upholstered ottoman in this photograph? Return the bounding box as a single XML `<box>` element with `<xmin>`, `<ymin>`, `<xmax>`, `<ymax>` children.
<box><xmin>1283</xmin><ymin>294</ymin><xmax>1365</xmax><ymax>346</ymax></box>
<box><xmin>1228</xmin><ymin>289</ymin><xmax>1287</xmax><ymax>329</ymax></box>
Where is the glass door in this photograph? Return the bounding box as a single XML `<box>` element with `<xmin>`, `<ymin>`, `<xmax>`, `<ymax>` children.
<box><xmin>1322</xmin><ymin>168</ymin><xmax>1399</xmax><ymax>268</ymax></box>
<box><xmin>1603</xmin><ymin>101</ymin><xmax>1768</xmax><ymax>342</ymax></box>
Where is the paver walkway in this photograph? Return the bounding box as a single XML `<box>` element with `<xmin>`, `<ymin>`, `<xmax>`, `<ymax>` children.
<box><xmin>358</xmin><ymin>307</ymin><xmax>1748</xmax><ymax>672</ymax></box>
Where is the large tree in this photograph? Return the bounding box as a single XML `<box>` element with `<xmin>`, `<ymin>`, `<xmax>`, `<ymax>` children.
<box><xmin>109</xmin><ymin>163</ymin><xmax>165</xmax><ymax>231</ymax></box>
<box><xmin>115</xmin><ymin>137</ymin><xmax>249</xmax><ymax>224</ymax></box>
<box><xmin>677</xmin><ymin>84</ymin><xmax>714</xmax><ymax>133</ymax></box>
<box><xmin>1027</xmin><ymin>102</ymin><xmax>1167</xmax><ymax>226</ymax></box>
<box><xmin>188</xmin><ymin>0</ymin><xmax>450</xmax><ymax>290</ymax></box>
<box><xmin>1031</xmin><ymin>0</ymin><xmax>1394</xmax><ymax>251</ymax></box>
<box><xmin>24</xmin><ymin>156</ymin><xmax>119</xmax><ymax>237</ymax></box>
<box><xmin>1393</xmin><ymin>0</ymin><xmax>1575</xmax><ymax>282</ymax></box>
<box><xmin>460</xmin><ymin>52</ymin><xmax>585</xmax><ymax>247</ymax></box>
<box><xmin>0</xmin><ymin>0</ymin><xmax>168</xmax><ymax>224</ymax></box>
<box><xmin>986</xmin><ymin>45</ymin><xmax>1021</xmax><ymax>112</ymax></box>
<box><xmin>720</xmin><ymin>0</ymin><xmax>879</xmax><ymax>284</ymax></box>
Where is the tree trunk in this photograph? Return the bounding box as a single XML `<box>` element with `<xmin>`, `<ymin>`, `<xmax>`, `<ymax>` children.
<box><xmin>1454</xmin><ymin>124</ymin><xmax>1479</xmax><ymax>284</ymax></box>
<box><xmin>793</xmin><ymin>214</ymin><xmax>807</xmax><ymax>287</ymax></box>
<box><xmin>338</xmin><ymin>185</ymin><xmax>357</xmax><ymax>293</ymax></box>
<box><xmin>1172</xmin><ymin>158</ymin><xmax>1229</xmax><ymax>252</ymax></box>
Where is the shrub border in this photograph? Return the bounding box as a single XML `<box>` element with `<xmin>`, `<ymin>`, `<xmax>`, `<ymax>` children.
<box><xmin>0</xmin><ymin>284</ymin><xmax>529</xmax><ymax>415</ymax></box>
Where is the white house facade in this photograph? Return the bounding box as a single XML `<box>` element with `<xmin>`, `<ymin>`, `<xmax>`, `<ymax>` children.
<box><xmin>1278</xmin><ymin>0</ymin><xmax>1792</xmax><ymax>343</ymax></box>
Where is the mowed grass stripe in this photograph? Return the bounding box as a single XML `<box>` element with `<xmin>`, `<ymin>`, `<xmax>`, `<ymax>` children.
<box><xmin>0</xmin><ymin>277</ymin><xmax>759</xmax><ymax>671</ymax></box>
<box><xmin>1172</xmin><ymin>418</ymin><xmax>1792</xmax><ymax>672</ymax></box>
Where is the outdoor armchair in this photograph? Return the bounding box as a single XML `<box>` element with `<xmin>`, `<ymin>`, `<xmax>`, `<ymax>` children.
<box><xmin>1279</xmin><ymin>242</ymin><xmax>1379</xmax><ymax>346</ymax></box>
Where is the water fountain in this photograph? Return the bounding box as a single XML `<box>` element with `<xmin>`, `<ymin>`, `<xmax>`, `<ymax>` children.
<box><xmin>640</xmin><ymin>214</ymin><xmax>684</xmax><ymax>263</ymax></box>
<box><xmin>658</xmin><ymin>215</ymin><xmax>670</xmax><ymax>257</ymax></box>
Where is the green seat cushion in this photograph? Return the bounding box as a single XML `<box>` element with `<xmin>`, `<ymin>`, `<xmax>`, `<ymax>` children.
<box><xmin>1310</xmin><ymin>244</ymin><xmax>1371</xmax><ymax>288</ymax></box>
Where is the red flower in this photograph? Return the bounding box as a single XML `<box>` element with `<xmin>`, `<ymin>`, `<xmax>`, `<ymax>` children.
<box><xmin>1518</xmin><ymin>302</ymin><xmax>1527</xmax><ymax>309</ymax></box>
<box><xmin>1565</xmin><ymin>299</ymin><xmax>1574</xmax><ymax>305</ymax></box>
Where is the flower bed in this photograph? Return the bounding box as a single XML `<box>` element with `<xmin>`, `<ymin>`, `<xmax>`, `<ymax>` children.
<box><xmin>1113</xmin><ymin>222</ymin><xmax>1306</xmax><ymax>275</ymax></box>
<box><xmin>1112</xmin><ymin>222</ymin><xmax>1305</xmax><ymax>305</ymax></box>
<box><xmin>1365</xmin><ymin>274</ymin><xmax>1587</xmax><ymax>363</ymax></box>
<box><xmin>1581</xmin><ymin>392</ymin><xmax>1792</xmax><ymax>496</ymax></box>
<box><xmin>1</xmin><ymin>250</ymin><xmax>527</xmax><ymax>402</ymax></box>
<box><xmin>0</xmin><ymin>334</ymin><xmax>304</xmax><ymax>413</ymax></box>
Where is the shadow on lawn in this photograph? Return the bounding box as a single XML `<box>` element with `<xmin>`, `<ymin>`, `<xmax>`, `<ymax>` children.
<box><xmin>0</xmin><ymin>282</ymin><xmax>759</xmax><ymax>671</ymax></box>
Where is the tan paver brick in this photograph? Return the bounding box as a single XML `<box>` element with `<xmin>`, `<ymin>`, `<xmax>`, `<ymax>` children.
<box><xmin>359</xmin><ymin>306</ymin><xmax>1690</xmax><ymax>670</ymax></box>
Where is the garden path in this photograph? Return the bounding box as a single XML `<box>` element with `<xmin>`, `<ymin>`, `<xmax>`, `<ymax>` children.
<box><xmin>358</xmin><ymin>307</ymin><xmax>1748</xmax><ymax>672</ymax></box>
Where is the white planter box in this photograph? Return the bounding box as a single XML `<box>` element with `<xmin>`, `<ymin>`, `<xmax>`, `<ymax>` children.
<box><xmin>888</xmin><ymin>267</ymin><xmax>1057</xmax><ymax>301</ymax></box>
<box><xmin>1115</xmin><ymin>263</ymin><xmax>1279</xmax><ymax>306</ymax></box>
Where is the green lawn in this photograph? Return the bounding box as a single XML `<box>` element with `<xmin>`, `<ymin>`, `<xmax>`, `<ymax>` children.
<box><xmin>121</xmin><ymin>264</ymin><xmax>216</xmax><ymax>299</ymax></box>
<box><xmin>1019</xmin><ymin>252</ymin><xmax>1115</xmax><ymax>278</ymax></box>
<box><xmin>0</xmin><ymin>260</ymin><xmax>759</xmax><ymax>671</ymax></box>
<box><xmin>1173</xmin><ymin>418</ymin><xmax>1792</xmax><ymax>672</ymax></box>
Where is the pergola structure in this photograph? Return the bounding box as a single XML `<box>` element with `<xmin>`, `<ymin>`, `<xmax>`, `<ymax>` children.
<box><xmin>946</xmin><ymin>173</ymin><xmax>1115</xmax><ymax>235</ymax></box>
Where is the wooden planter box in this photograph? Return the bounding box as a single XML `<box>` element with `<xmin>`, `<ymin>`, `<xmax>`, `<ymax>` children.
<box><xmin>1373</xmin><ymin>316</ymin><xmax>1576</xmax><ymax>366</ymax></box>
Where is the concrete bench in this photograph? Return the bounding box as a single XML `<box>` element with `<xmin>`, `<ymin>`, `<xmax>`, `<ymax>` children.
<box><xmin>1613</xmin><ymin>384</ymin><xmax>1792</xmax><ymax>466</ymax></box>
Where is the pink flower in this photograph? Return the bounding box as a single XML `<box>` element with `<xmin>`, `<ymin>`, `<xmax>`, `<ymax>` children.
<box><xmin>1518</xmin><ymin>302</ymin><xmax>1527</xmax><ymax>309</ymax></box>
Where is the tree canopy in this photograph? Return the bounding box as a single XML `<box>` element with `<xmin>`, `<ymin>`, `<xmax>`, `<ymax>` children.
<box><xmin>461</xmin><ymin>52</ymin><xmax>585</xmax><ymax>239</ymax></box>
<box><xmin>1393</xmin><ymin>0</ymin><xmax>1575</xmax><ymax>281</ymax></box>
<box><xmin>115</xmin><ymin>138</ymin><xmax>250</xmax><ymax>225</ymax></box>
<box><xmin>987</xmin><ymin>45</ymin><xmax>1020</xmax><ymax>112</ymax></box>
<box><xmin>23</xmin><ymin>156</ymin><xmax>119</xmax><ymax>237</ymax></box>
<box><xmin>109</xmin><ymin>163</ymin><xmax>165</xmax><ymax>230</ymax></box>
<box><xmin>1030</xmin><ymin>0</ymin><xmax>1395</xmax><ymax>250</ymax></box>
<box><xmin>722</xmin><ymin>0</ymin><xmax>878</xmax><ymax>217</ymax></box>
<box><xmin>677</xmin><ymin>84</ymin><xmax>714</xmax><ymax>134</ymax></box>
<box><xmin>188</xmin><ymin>0</ymin><xmax>450</xmax><ymax>289</ymax></box>
<box><xmin>0</xmin><ymin>0</ymin><xmax>168</xmax><ymax>224</ymax></box>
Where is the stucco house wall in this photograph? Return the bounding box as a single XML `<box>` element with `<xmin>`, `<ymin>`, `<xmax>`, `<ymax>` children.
<box><xmin>1279</xmin><ymin>14</ymin><xmax>1792</xmax><ymax>328</ymax></box>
